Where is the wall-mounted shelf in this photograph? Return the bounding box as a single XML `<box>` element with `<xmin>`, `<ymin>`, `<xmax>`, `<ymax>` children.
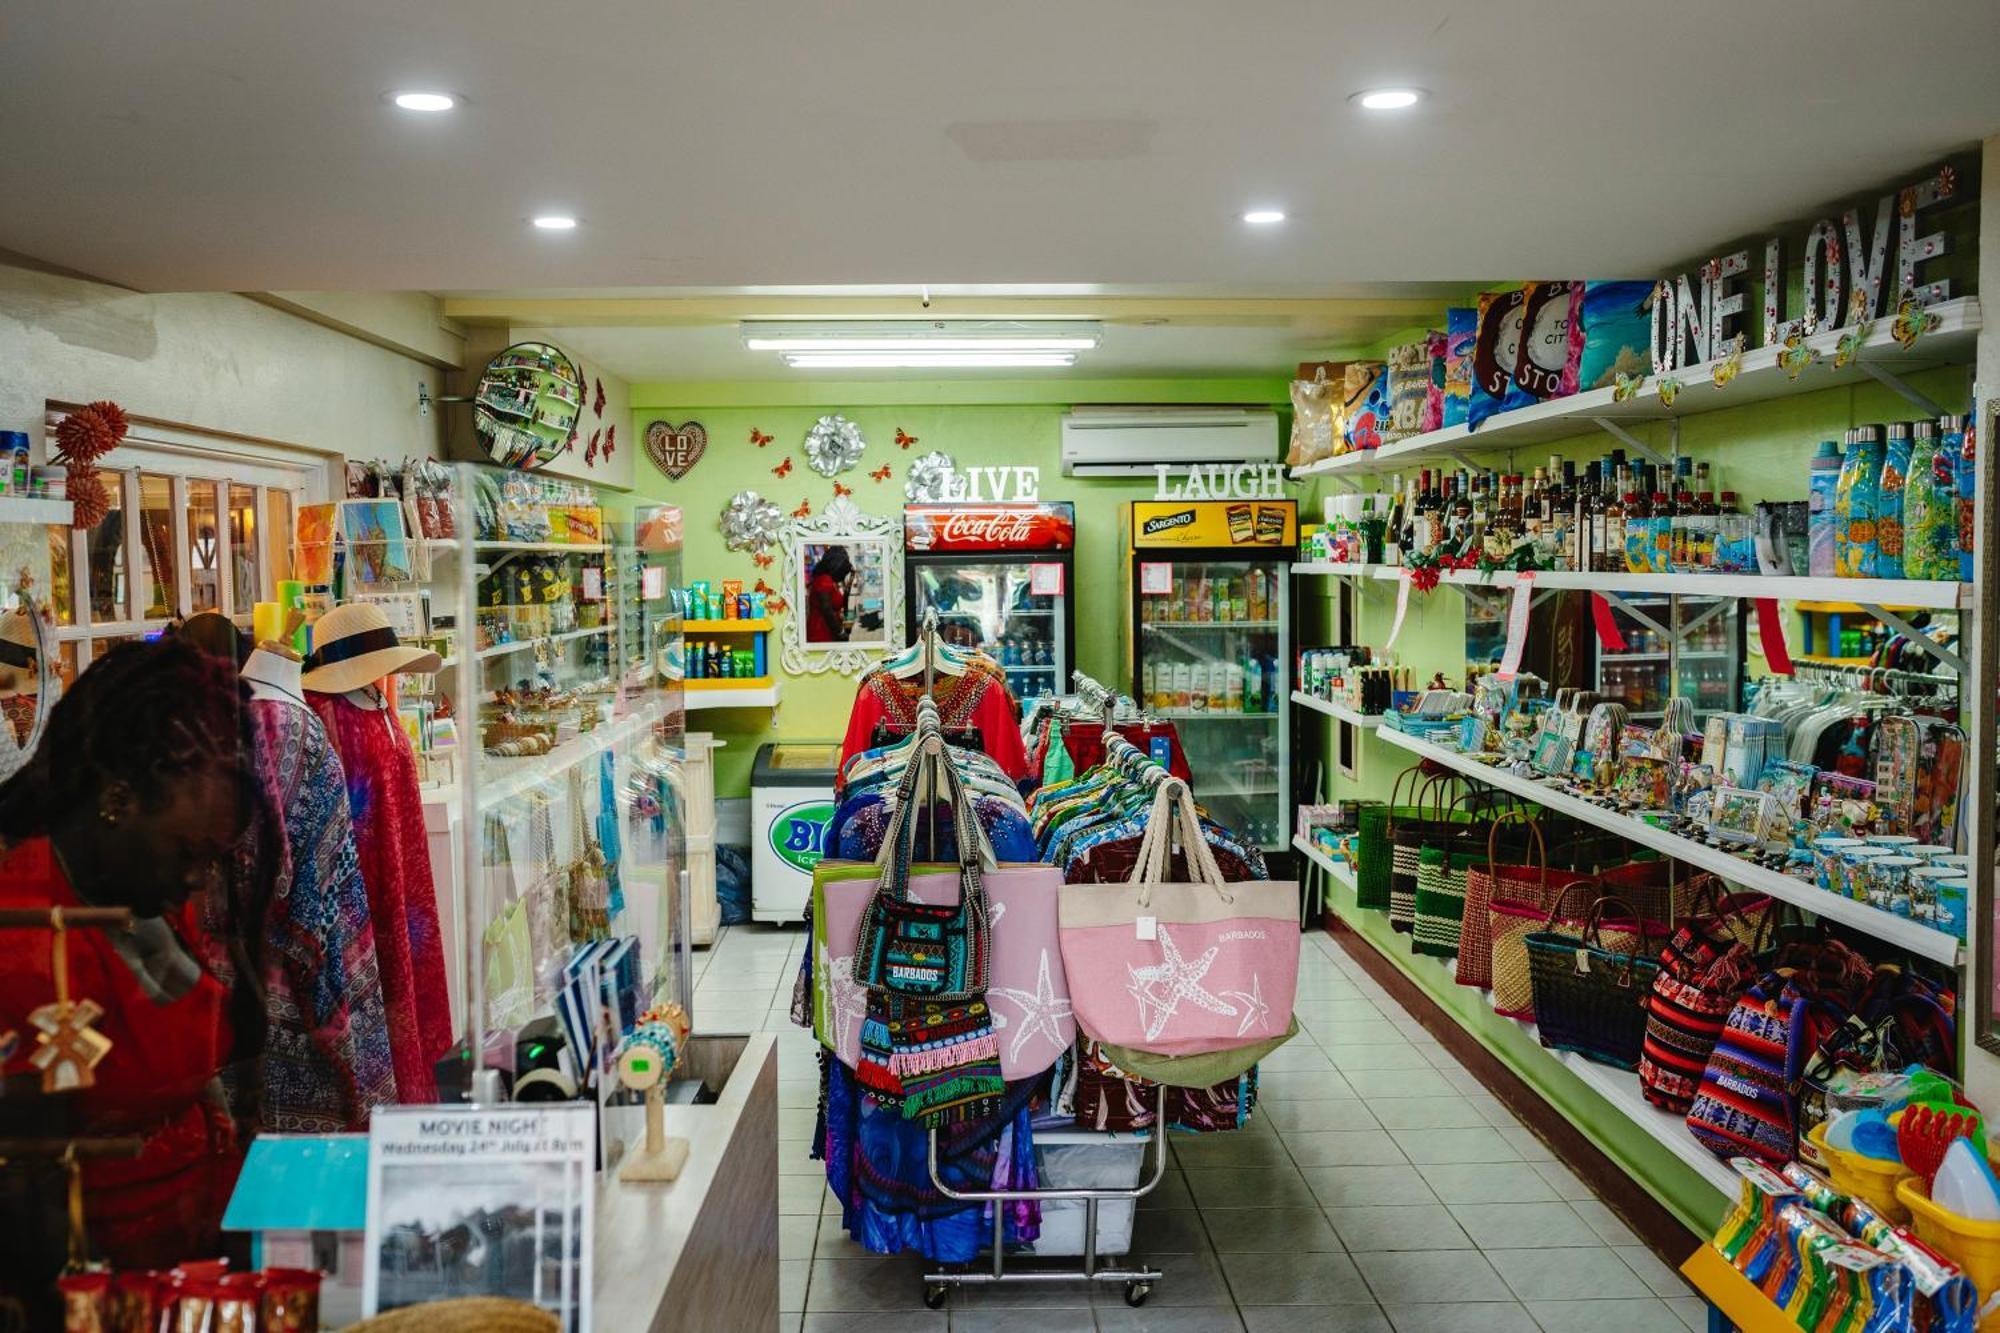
<box><xmin>1293</xmin><ymin>562</ymin><xmax>1967</xmax><ymax>611</ymax></box>
<box><xmin>1291</xmin><ymin>296</ymin><xmax>1981</xmax><ymax>478</ymax></box>
<box><xmin>0</xmin><ymin>496</ymin><xmax>74</xmax><ymax>526</ymax></box>
<box><xmin>1366</xmin><ymin>728</ymin><xmax>1961</xmax><ymax>965</ymax></box>
<box><xmin>682</xmin><ymin>619</ymin><xmax>772</xmax><ymax>634</ymax></box>
<box><xmin>684</xmin><ymin>678</ymin><xmax>780</xmax><ymax>711</ymax></box>
<box><xmin>441</xmin><ymin>540</ymin><xmax>610</xmax><ymax>554</ymax></box>
<box><xmin>1289</xmin><ymin>690</ymin><xmax>1380</xmax><ymax>728</ymax></box>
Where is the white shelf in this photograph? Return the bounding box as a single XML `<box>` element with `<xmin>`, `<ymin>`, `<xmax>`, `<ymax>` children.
<box><xmin>1153</xmin><ymin>709</ymin><xmax>1279</xmax><ymax>721</ymax></box>
<box><xmin>1291</xmin><ymin>562</ymin><xmax>1966</xmax><ymax>611</ymax></box>
<box><xmin>1144</xmin><ymin>620</ymin><xmax>1281</xmax><ymax>629</ymax></box>
<box><xmin>476</xmin><ymin>707</ymin><xmax>662</xmax><ymax>811</ymax></box>
<box><xmin>0</xmin><ymin>495</ymin><xmax>73</xmax><ymax>525</ymax></box>
<box><xmin>685</xmin><ymin>683</ymin><xmax>782</xmax><ymax>711</ymax></box>
<box><xmin>1366</xmin><ymin>728</ymin><xmax>1960</xmax><ymax>965</ymax></box>
<box><xmin>1292</xmin><ymin>834</ymin><xmax>1741</xmax><ymax>1201</ymax></box>
<box><xmin>1291</xmin><ymin>296</ymin><xmax>1981</xmax><ymax>478</ymax></box>
<box><xmin>1290</xmin><ymin>690</ymin><xmax>1380</xmax><ymax>728</ymax></box>
<box><xmin>439</xmin><ymin>540</ymin><xmax>611</xmax><ymax>554</ymax></box>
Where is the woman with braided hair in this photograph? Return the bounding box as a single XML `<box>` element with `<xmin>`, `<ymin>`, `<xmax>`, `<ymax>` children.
<box><xmin>0</xmin><ymin>638</ymin><xmax>272</xmax><ymax>1300</ymax></box>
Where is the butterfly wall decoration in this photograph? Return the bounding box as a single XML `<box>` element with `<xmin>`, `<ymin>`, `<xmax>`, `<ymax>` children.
<box><xmin>870</xmin><ymin>464</ymin><xmax>893</xmax><ymax>482</ymax></box>
<box><xmin>895</xmin><ymin>429</ymin><xmax>918</xmax><ymax>450</ymax></box>
<box><xmin>832</xmin><ymin>481</ymin><xmax>852</xmax><ymax>498</ymax></box>
<box><xmin>791</xmin><ymin>499</ymin><xmax>812</xmax><ymax>518</ymax></box>
<box><xmin>772</xmin><ymin>456</ymin><xmax>793</xmax><ymax>478</ymax></box>
<box><xmin>750</xmin><ymin>428</ymin><xmax>774</xmax><ymax>447</ymax></box>
<box><xmin>752</xmin><ymin>552</ymin><xmax>774</xmax><ymax>569</ymax></box>
<box><xmin>1710</xmin><ymin>336</ymin><xmax>1745</xmax><ymax>390</ymax></box>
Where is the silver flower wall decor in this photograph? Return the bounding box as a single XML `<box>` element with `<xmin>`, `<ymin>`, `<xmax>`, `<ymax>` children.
<box><xmin>903</xmin><ymin>451</ymin><xmax>960</xmax><ymax>502</ymax></box>
<box><xmin>720</xmin><ymin>489</ymin><xmax>783</xmax><ymax>553</ymax></box>
<box><xmin>803</xmin><ymin>414</ymin><xmax>867</xmax><ymax>477</ymax></box>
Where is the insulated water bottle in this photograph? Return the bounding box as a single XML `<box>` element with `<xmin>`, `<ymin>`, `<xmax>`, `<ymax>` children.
<box><xmin>1808</xmin><ymin>438</ymin><xmax>1843</xmax><ymax>577</ymax></box>
<box><xmin>1875</xmin><ymin>422</ymin><xmax>1913</xmax><ymax>579</ymax></box>
<box><xmin>1833</xmin><ymin>426</ymin><xmax>1884</xmax><ymax>579</ymax></box>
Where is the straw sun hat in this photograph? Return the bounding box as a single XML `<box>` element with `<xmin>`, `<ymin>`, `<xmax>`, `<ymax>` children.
<box><xmin>301</xmin><ymin>601</ymin><xmax>441</xmax><ymax>693</ymax></box>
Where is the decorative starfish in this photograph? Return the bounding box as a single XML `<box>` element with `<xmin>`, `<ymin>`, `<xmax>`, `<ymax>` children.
<box><xmin>820</xmin><ymin>944</ymin><xmax>867</xmax><ymax>1056</ymax></box>
<box><xmin>989</xmin><ymin>949</ymin><xmax>1073</xmax><ymax>1065</ymax></box>
<box><xmin>1125</xmin><ymin>925</ymin><xmax>1237</xmax><ymax>1043</ymax></box>
<box><xmin>1220</xmin><ymin>973</ymin><xmax>1271</xmax><ymax>1039</ymax></box>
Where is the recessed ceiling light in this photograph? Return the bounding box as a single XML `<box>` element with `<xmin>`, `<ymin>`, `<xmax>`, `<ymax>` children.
<box><xmin>784</xmin><ymin>352</ymin><xmax>1076</xmax><ymax>369</ymax></box>
<box><xmin>1242</xmin><ymin>209</ymin><xmax>1286</xmax><ymax>225</ymax></box>
<box><xmin>1352</xmin><ymin>87</ymin><xmax>1425</xmax><ymax>111</ymax></box>
<box><xmin>532</xmin><ymin>215</ymin><xmax>578</xmax><ymax>231</ymax></box>
<box><xmin>391</xmin><ymin>91</ymin><xmax>456</xmax><ymax>113</ymax></box>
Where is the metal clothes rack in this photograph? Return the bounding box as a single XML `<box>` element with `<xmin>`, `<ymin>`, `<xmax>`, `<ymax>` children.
<box><xmin>915</xmin><ymin>682</ymin><xmax>1177</xmax><ymax>1310</ymax></box>
<box><xmin>1786</xmin><ymin>656</ymin><xmax>1961</xmax><ymax>695</ymax></box>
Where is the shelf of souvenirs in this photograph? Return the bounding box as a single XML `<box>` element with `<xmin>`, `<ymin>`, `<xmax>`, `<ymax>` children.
<box><xmin>1289</xmin><ymin>690</ymin><xmax>1381</xmax><ymax>728</ymax></box>
<box><xmin>475</xmin><ymin>705</ymin><xmax>665</xmax><ymax>810</ymax></box>
<box><xmin>438</xmin><ymin>624</ymin><xmax>615</xmax><ymax>669</ymax></box>
<box><xmin>1359</xmin><ymin>726</ymin><xmax>1961</xmax><ymax>966</ymax></box>
<box><xmin>0</xmin><ymin>495</ymin><xmax>74</xmax><ymax>525</ymax></box>
<box><xmin>1295</xmin><ymin>832</ymin><xmax>1750</xmax><ymax>1203</ymax></box>
<box><xmin>1287</xmin><ymin>561</ymin><xmax>1967</xmax><ymax>611</ymax></box>
<box><xmin>1289</xmin><ymin>296</ymin><xmax>1982</xmax><ymax>479</ymax></box>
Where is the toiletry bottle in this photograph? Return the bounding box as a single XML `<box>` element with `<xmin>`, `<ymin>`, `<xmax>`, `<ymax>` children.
<box><xmin>1833</xmin><ymin>425</ymin><xmax>1884</xmax><ymax>578</ymax></box>
<box><xmin>1808</xmin><ymin>438</ymin><xmax>1843</xmax><ymax>576</ymax></box>
<box><xmin>1875</xmin><ymin>421</ymin><xmax>1914</xmax><ymax>579</ymax></box>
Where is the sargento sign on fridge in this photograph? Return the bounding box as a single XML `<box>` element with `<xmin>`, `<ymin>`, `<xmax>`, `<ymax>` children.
<box><xmin>1130</xmin><ymin>499</ymin><xmax>1297</xmax><ymax>549</ymax></box>
<box><xmin>904</xmin><ymin>501</ymin><xmax>1076</xmax><ymax>552</ymax></box>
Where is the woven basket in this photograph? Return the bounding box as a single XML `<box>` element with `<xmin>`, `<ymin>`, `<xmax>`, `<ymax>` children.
<box><xmin>1386</xmin><ymin>773</ymin><xmax>1462</xmax><ymax>933</ymax></box>
<box><xmin>1357</xmin><ymin>766</ymin><xmax>1428</xmax><ymax>912</ymax></box>
<box><xmin>347</xmin><ymin>1299</ymin><xmax>560</xmax><ymax>1333</ymax></box>
<box><xmin>1526</xmin><ymin>894</ymin><xmax>1665</xmax><ymax>1069</ymax></box>
<box><xmin>1458</xmin><ymin>810</ymin><xmax>1547</xmax><ymax>990</ymax></box>
<box><xmin>1413</xmin><ymin>846</ymin><xmax>1481</xmax><ymax>959</ymax></box>
<box><xmin>1490</xmin><ymin>878</ymin><xmax>1661</xmax><ymax>1020</ymax></box>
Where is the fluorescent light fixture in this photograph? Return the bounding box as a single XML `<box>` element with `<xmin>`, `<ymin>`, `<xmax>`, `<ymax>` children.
<box><xmin>783</xmin><ymin>352</ymin><xmax>1076</xmax><ymax>369</ymax></box>
<box><xmin>1352</xmin><ymin>87</ymin><xmax>1424</xmax><ymax>110</ymax></box>
<box><xmin>742</xmin><ymin>320</ymin><xmax>1100</xmax><ymax>355</ymax></box>
<box><xmin>391</xmin><ymin>91</ymin><xmax>456</xmax><ymax>112</ymax></box>
<box><xmin>1242</xmin><ymin>209</ymin><xmax>1286</xmax><ymax>225</ymax></box>
<box><xmin>532</xmin><ymin>215</ymin><xmax>578</xmax><ymax>231</ymax></box>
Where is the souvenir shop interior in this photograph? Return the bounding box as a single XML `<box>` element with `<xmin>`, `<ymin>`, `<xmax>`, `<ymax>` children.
<box><xmin>2</xmin><ymin>8</ymin><xmax>2000</xmax><ymax>1332</ymax></box>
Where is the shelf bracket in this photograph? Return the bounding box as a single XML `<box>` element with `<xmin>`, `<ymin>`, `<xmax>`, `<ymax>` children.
<box><xmin>1587</xmin><ymin>417</ymin><xmax>1668</xmax><ymax>465</ymax></box>
<box><xmin>1671</xmin><ymin>598</ymin><xmax>1730</xmax><ymax>642</ymax></box>
<box><xmin>1858</xmin><ymin>362</ymin><xmax>1946</xmax><ymax>417</ymax></box>
<box><xmin>1857</xmin><ymin>603</ymin><xmax>1964</xmax><ymax>674</ymax></box>
<box><xmin>1448</xmin><ymin>452</ymin><xmax>1486</xmax><ymax>474</ymax></box>
<box><xmin>1597</xmin><ymin>590</ymin><xmax>1674</xmax><ymax>641</ymax></box>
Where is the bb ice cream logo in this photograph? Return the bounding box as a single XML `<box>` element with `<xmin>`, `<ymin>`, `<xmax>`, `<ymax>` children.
<box><xmin>769</xmin><ymin>800</ymin><xmax>836</xmax><ymax>874</ymax></box>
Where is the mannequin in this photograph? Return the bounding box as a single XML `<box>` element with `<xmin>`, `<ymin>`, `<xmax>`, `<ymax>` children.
<box><xmin>241</xmin><ymin>630</ymin><xmax>306</xmax><ymax>706</ymax></box>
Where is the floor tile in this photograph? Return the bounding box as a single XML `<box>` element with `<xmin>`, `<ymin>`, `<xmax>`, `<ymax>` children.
<box><xmin>1496</xmin><ymin>1126</ymin><xmax>1555</xmax><ymax>1161</ymax></box>
<box><xmin>1383</xmin><ymin>1301</ymin><xmax>1538</xmax><ymax>1333</ymax></box>
<box><xmin>1419</xmin><ymin>1046</ymin><xmax>1464</xmax><ymax>1070</ymax></box>
<box><xmin>1524</xmin><ymin>1298</ymin><xmax>1689</xmax><ymax>1332</ymax></box>
<box><xmin>1257</xmin><ymin>1069</ymin><xmax>1360</xmax><ymax>1100</ymax></box>
<box><xmin>1183</xmin><ymin>1165</ymin><xmax>1319</xmax><ymax>1211</ymax></box>
<box><xmin>1324</xmin><ymin>1204</ymin><xmax>1473</xmax><ymax>1253</ymax></box>
<box><xmin>1447</xmin><ymin>1202</ymin><xmax>1603</xmax><ymax>1249</ymax></box>
<box><xmin>1257</xmin><ymin>1100</ymin><xmax>1358</xmax><ymax>1135</ymax></box>
<box><xmin>1090</xmin><ymin>1251</ymin><xmax>1233</xmax><ymax>1308</ymax></box>
<box><xmin>1136</xmin><ymin>1169</ymin><xmax>1193</xmax><ymax>1211</ymax></box>
<box><xmin>780</xmin><ymin>1080</ymin><xmax>820</xmax><ymax>1109</ymax></box>
<box><xmin>779</xmin><ymin>1107</ymin><xmax>819</xmax><ymax>1138</ymax></box>
<box><xmin>1563</xmin><ymin>1200</ymin><xmax>1641</xmax><ymax>1247</ymax></box>
<box><xmin>781</xmin><ymin>1317</ymin><xmax>803</xmax><ymax>1333</ymax></box>
<box><xmin>1217</xmin><ymin>1250</ymin><xmax>1375</xmax><ymax>1306</ymax></box>
<box><xmin>1614</xmin><ymin>1246</ymin><xmax>1697</xmax><ymax>1299</ymax></box>
<box><xmin>1307</xmin><ymin>1018</ymin><xmax>1412</xmax><ymax>1046</ymax></box>
<box><xmin>1099</xmin><ymin>1307</ymin><xmax>1249</xmax><ymax>1332</ymax></box>
<box><xmin>1463</xmin><ymin>1093</ymin><xmax>1521</xmax><ymax>1129</ymax></box>
<box><xmin>800</xmin><ymin>1317</ymin><xmax>943</xmax><ymax>1332</ymax></box>
<box><xmin>1129</xmin><ymin>1207</ymin><xmax>1210</xmax><ymax>1253</ymax></box>
<box><xmin>1329</xmin><ymin>1044</ymin><xmax>1437</xmax><ymax>1071</ymax></box>
<box><xmin>1440</xmin><ymin>1068</ymin><xmax>1491</xmax><ymax>1096</ymax></box>
<box><xmin>1529</xmin><ymin>1160</ymin><xmax>1597</xmax><ymax>1202</ymax></box>
<box><xmin>1662</xmin><ymin>1296</ymin><xmax>1709</xmax><ymax>1332</ymax></box>
<box><xmin>1389</xmin><ymin>1127</ymin><xmax>1522</xmax><ymax>1165</ymax></box>
<box><xmin>1292</xmin><ymin>1000</ymin><xmax>1388</xmax><ymax>1026</ymax></box>
<box><xmin>1301</xmin><ymin>1165</ymin><xmax>1440</xmax><ymax>1208</ymax></box>
<box><xmin>1348</xmin><ymin>1069</ymin><xmax>1458</xmax><ymax>1099</ymax></box>
<box><xmin>1173</xmin><ymin>1128</ymin><xmax>1294</xmax><ymax>1170</ymax></box>
<box><xmin>781</xmin><ymin>1213</ymin><xmax>819</xmax><ymax>1257</ymax></box>
<box><xmin>1418</xmin><ymin>1163</ymin><xmax>1560</xmax><ymax>1205</ymax></box>
<box><xmin>1282</xmin><ymin>1129</ymin><xmax>1405</xmax><ymax>1168</ymax></box>
<box><xmin>781</xmin><ymin>1174</ymin><xmax>831</xmax><ymax>1215</ymax></box>
<box><xmin>1366</xmin><ymin>1099</ymin><xmax>1491</xmax><ymax>1131</ymax></box>
<box><xmin>782</xmin><ymin>1259</ymin><xmax>809</xmax><ymax>1312</ymax></box>
<box><xmin>812</xmin><ymin>1226</ymin><xmax>878</xmax><ymax>1261</ymax></box>
<box><xmin>1354</xmin><ymin>1249</ymin><xmax>1511</xmax><ymax>1304</ymax></box>
<box><xmin>1488</xmin><ymin>1246</ymin><xmax>1649</xmax><ymax>1302</ymax></box>
<box><xmin>1202</xmin><ymin>1206</ymin><xmax>1343</xmax><ymax>1253</ymax></box>
<box><xmin>1241</xmin><ymin>1307</ymin><xmax>1389</xmax><ymax>1332</ymax></box>
<box><xmin>1255</xmin><ymin>1042</ymin><xmax>1335</xmax><ymax>1072</ymax></box>
<box><xmin>806</xmin><ymin>1256</ymin><xmax>927</xmax><ymax>1312</ymax></box>
<box><xmin>947</xmin><ymin>1306</ymin><xmax>1094</xmax><ymax>1327</ymax></box>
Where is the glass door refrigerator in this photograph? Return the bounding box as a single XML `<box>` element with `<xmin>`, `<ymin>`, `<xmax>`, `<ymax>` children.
<box><xmin>1126</xmin><ymin>498</ymin><xmax>1297</xmax><ymax>852</ymax></box>
<box><xmin>903</xmin><ymin>501</ymin><xmax>1076</xmax><ymax>705</ymax></box>
<box><xmin>1594</xmin><ymin>594</ymin><xmax>1742</xmax><ymax>722</ymax></box>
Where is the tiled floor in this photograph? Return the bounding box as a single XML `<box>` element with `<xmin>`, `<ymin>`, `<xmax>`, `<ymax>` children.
<box><xmin>693</xmin><ymin>924</ymin><xmax>1710</xmax><ymax>1333</ymax></box>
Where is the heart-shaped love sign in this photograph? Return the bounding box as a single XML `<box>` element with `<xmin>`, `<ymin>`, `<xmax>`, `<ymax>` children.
<box><xmin>645</xmin><ymin>420</ymin><xmax>707</xmax><ymax>481</ymax></box>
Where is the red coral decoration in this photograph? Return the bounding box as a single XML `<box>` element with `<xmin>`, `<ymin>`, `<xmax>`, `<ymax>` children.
<box><xmin>66</xmin><ymin>461</ymin><xmax>111</xmax><ymax>531</ymax></box>
<box><xmin>50</xmin><ymin>402</ymin><xmax>130</xmax><ymax>529</ymax></box>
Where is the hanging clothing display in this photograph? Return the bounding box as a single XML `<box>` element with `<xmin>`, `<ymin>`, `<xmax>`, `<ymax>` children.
<box><xmin>226</xmin><ymin>698</ymin><xmax>398</xmax><ymax>1129</ymax></box>
<box><xmin>1021</xmin><ymin>698</ymin><xmax>1193</xmax><ymax>792</ymax></box>
<box><xmin>839</xmin><ymin>655</ymin><xmax>1031</xmax><ymax>783</ymax></box>
<box><xmin>307</xmin><ymin>688</ymin><xmax>451</xmax><ymax>1103</ymax></box>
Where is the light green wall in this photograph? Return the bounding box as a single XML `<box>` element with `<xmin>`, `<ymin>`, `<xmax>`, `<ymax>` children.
<box><xmin>628</xmin><ymin>383</ymin><xmax>1289</xmax><ymax>796</ymax></box>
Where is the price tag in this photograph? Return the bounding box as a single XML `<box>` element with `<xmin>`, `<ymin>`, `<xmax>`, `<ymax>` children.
<box><xmin>1589</xmin><ymin>592</ymin><xmax>1628</xmax><ymax>652</ymax></box>
<box><xmin>1495</xmin><ymin>572</ymin><xmax>1536</xmax><ymax>680</ymax></box>
<box><xmin>641</xmin><ymin>566</ymin><xmax>666</xmax><ymax>600</ymax></box>
<box><xmin>1385</xmin><ymin>574</ymin><xmax>1412</xmax><ymax>650</ymax></box>
<box><xmin>1136</xmin><ymin>916</ymin><xmax>1158</xmax><ymax>941</ymax></box>
<box><xmin>1754</xmin><ymin>597</ymin><xmax>1793</xmax><ymax>673</ymax></box>
<box><xmin>581</xmin><ymin>567</ymin><xmax>604</xmax><ymax>601</ymax></box>
<box><xmin>1140</xmin><ymin>562</ymin><xmax>1172</xmax><ymax>595</ymax></box>
<box><xmin>1149</xmin><ymin>737</ymin><xmax>1172</xmax><ymax>767</ymax></box>
<box><xmin>1030</xmin><ymin>561</ymin><xmax>1065</xmax><ymax>596</ymax></box>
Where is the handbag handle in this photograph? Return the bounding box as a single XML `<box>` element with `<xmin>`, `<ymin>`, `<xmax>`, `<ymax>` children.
<box><xmin>1539</xmin><ymin>876</ymin><xmax>1602</xmax><ymax>930</ymax></box>
<box><xmin>1575</xmin><ymin>894</ymin><xmax>1654</xmax><ymax>989</ymax></box>
<box><xmin>1486</xmin><ymin>807</ymin><xmax>1548</xmax><ymax>893</ymax></box>
<box><xmin>1127</xmin><ymin>780</ymin><xmax>1234</xmax><ymax>908</ymax></box>
<box><xmin>857</xmin><ymin>738</ymin><xmax>993</xmax><ymax>995</ymax></box>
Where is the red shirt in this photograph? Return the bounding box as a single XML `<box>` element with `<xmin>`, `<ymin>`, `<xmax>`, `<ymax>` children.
<box><xmin>807</xmin><ymin>571</ymin><xmax>848</xmax><ymax>642</ymax></box>
<box><xmin>0</xmin><ymin>838</ymin><xmax>240</xmax><ymax>1269</ymax></box>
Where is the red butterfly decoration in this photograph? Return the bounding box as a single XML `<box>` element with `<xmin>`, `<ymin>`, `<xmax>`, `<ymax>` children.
<box><xmin>585</xmin><ymin>429</ymin><xmax>601</xmax><ymax>464</ymax></box>
<box><xmin>771</xmin><ymin>457</ymin><xmax>793</xmax><ymax>478</ymax></box>
<box><xmin>751</xmin><ymin>552</ymin><xmax>774</xmax><ymax>569</ymax></box>
<box><xmin>895</xmin><ymin>429</ymin><xmax>918</xmax><ymax>450</ymax></box>
<box><xmin>832</xmin><ymin>481</ymin><xmax>852</xmax><ymax>498</ymax></box>
<box><xmin>753</xmin><ymin>578</ymin><xmax>776</xmax><ymax>595</ymax></box>
<box><xmin>749</xmin><ymin>428</ymin><xmax>774</xmax><ymax>447</ymax></box>
<box><xmin>791</xmin><ymin>499</ymin><xmax>812</xmax><ymax>518</ymax></box>
<box><xmin>603</xmin><ymin>423</ymin><xmax>616</xmax><ymax>456</ymax></box>
<box><xmin>869</xmin><ymin>464</ymin><xmax>893</xmax><ymax>482</ymax></box>
<box><xmin>592</xmin><ymin>378</ymin><xmax>606</xmax><ymax>417</ymax></box>
<box><xmin>765</xmin><ymin>595</ymin><xmax>789</xmax><ymax>615</ymax></box>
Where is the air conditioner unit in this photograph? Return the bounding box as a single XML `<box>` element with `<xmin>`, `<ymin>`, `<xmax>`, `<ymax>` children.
<box><xmin>1059</xmin><ymin>407</ymin><xmax>1280</xmax><ymax>477</ymax></box>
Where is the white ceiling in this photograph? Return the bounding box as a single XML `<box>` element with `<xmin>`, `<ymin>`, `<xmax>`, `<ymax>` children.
<box><xmin>3</xmin><ymin>0</ymin><xmax>1997</xmax><ymax>296</ymax></box>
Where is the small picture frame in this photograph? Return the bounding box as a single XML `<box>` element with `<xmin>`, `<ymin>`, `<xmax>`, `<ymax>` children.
<box><xmin>1710</xmin><ymin>786</ymin><xmax>1777</xmax><ymax>845</ymax></box>
<box><xmin>1531</xmin><ymin>731</ymin><xmax>1573</xmax><ymax>777</ymax></box>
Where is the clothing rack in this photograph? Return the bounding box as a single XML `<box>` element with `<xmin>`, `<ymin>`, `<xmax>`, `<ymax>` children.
<box><xmin>1784</xmin><ymin>657</ymin><xmax>1961</xmax><ymax>695</ymax></box>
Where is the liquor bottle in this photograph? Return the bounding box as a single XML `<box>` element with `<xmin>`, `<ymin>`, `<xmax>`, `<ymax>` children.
<box><xmin>1623</xmin><ymin>489</ymin><xmax>1651</xmax><ymax>573</ymax></box>
<box><xmin>1571</xmin><ymin>462</ymin><xmax>1595</xmax><ymax>571</ymax></box>
<box><xmin>1451</xmin><ymin>474</ymin><xmax>1473</xmax><ymax>550</ymax></box>
<box><xmin>1600</xmin><ymin>480</ymin><xmax>1624</xmax><ymax>573</ymax></box>
<box><xmin>1715</xmin><ymin>491</ymin><xmax>1747</xmax><ymax>573</ymax></box>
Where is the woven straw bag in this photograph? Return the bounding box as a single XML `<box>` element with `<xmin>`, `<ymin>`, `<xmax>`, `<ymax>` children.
<box><xmin>1387</xmin><ymin>773</ymin><xmax>1465</xmax><ymax>933</ymax></box>
<box><xmin>1413</xmin><ymin>844</ymin><xmax>1480</xmax><ymax>958</ymax></box>
<box><xmin>1357</xmin><ymin>766</ymin><xmax>1427</xmax><ymax>912</ymax></box>
<box><xmin>1490</xmin><ymin>878</ymin><xmax>1662</xmax><ymax>1019</ymax></box>
<box><xmin>1526</xmin><ymin>893</ymin><xmax>1664</xmax><ymax>1070</ymax></box>
<box><xmin>1458</xmin><ymin>809</ymin><xmax>1547</xmax><ymax>989</ymax></box>
<box><xmin>348</xmin><ymin>1299</ymin><xmax>559</xmax><ymax>1333</ymax></box>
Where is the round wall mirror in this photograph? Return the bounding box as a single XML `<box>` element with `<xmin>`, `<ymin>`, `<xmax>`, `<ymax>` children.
<box><xmin>472</xmin><ymin>341</ymin><xmax>586</xmax><ymax>470</ymax></box>
<box><xmin>0</xmin><ymin>600</ymin><xmax>52</xmax><ymax>781</ymax></box>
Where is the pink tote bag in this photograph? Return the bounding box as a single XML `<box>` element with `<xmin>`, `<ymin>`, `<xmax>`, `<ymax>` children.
<box><xmin>1058</xmin><ymin>784</ymin><xmax>1299</xmax><ymax>1056</ymax></box>
<box><xmin>814</xmin><ymin>780</ymin><xmax>1071</xmax><ymax>1081</ymax></box>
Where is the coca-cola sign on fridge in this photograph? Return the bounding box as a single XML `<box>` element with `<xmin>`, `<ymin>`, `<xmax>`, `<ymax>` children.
<box><xmin>904</xmin><ymin>502</ymin><xmax>1075</xmax><ymax>552</ymax></box>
